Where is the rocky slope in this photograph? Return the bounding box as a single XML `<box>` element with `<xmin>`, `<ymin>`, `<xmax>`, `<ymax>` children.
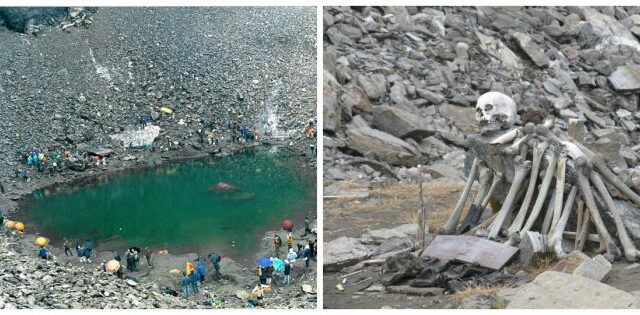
<box><xmin>323</xmin><ymin>6</ymin><xmax>640</xmax><ymax>190</ymax></box>
<box><xmin>0</xmin><ymin>7</ymin><xmax>316</xmax><ymax>212</ymax></box>
<box><xmin>1</xmin><ymin>221</ymin><xmax>317</xmax><ymax>309</ymax></box>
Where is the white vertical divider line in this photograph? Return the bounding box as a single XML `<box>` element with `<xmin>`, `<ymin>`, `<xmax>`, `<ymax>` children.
<box><xmin>316</xmin><ymin>3</ymin><xmax>324</xmax><ymax>311</ymax></box>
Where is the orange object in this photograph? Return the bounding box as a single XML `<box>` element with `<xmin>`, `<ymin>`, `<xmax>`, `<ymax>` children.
<box><xmin>14</xmin><ymin>222</ymin><xmax>24</xmax><ymax>232</ymax></box>
<box><xmin>105</xmin><ymin>260</ymin><xmax>120</xmax><ymax>273</ymax></box>
<box><xmin>4</xmin><ymin>220</ymin><xmax>15</xmax><ymax>230</ymax></box>
<box><xmin>35</xmin><ymin>237</ymin><xmax>47</xmax><ymax>247</ymax></box>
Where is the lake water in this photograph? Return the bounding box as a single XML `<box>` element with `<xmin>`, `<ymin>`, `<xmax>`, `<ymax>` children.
<box><xmin>18</xmin><ymin>148</ymin><xmax>315</xmax><ymax>261</ymax></box>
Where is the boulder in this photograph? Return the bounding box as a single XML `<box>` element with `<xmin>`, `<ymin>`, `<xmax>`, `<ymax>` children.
<box><xmin>573</xmin><ymin>254</ymin><xmax>612</xmax><ymax>282</ymax></box>
<box><xmin>365</xmin><ymin>228</ymin><xmax>409</xmax><ymax>244</ymax></box>
<box><xmin>323</xmin><ymin>84</ymin><xmax>340</xmax><ymax>132</ymax></box>
<box><xmin>512</xmin><ymin>32</ymin><xmax>549</xmax><ymax>67</ymax></box>
<box><xmin>549</xmin><ymin>250</ymin><xmax>590</xmax><ymax>273</ymax></box>
<box><xmin>208</xmin><ymin>182</ymin><xmax>237</xmax><ymax>192</ymax></box>
<box><xmin>324</xmin><ymin>236</ymin><xmax>372</xmax><ymax>271</ymax></box>
<box><xmin>609</xmin><ymin>65</ymin><xmax>640</xmax><ymax>91</ymax></box>
<box><xmin>356</xmin><ymin>74</ymin><xmax>387</xmax><ymax>101</ymax></box>
<box><xmin>346</xmin><ymin>126</ymin><xmax>422</xmax><ymax>166</ymax></box>
<box><xmin>507</xmin><ymin>271</ymin><xmax>640</xmax><ymax>308</ymax></box>
<box><xmin>372</xmin><ymin>105</ymin><xmax>434</xmax><ymax>139</ymax></box>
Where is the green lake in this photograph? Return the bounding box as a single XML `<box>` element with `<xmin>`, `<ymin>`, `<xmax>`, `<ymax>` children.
<box><xmin>18</xmin><ymin>148</ymin><xmax>315</xmax><ymax>261</ymax></box>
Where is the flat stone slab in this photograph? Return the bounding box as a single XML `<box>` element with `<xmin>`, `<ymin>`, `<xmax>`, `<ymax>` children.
<box><xmin>507</xmin><ymin>271</ymin><xmax>640</xmax><ymax>308</ymax></box>
<box><xmin>386</xmin><ymin>285</ymin><xmax>444</xmax><ymax>296</ymax></box>
<box><xmin>421</xmin><ymin>235</ymin><xmax>518</xmax><ymax>270</ymax></box>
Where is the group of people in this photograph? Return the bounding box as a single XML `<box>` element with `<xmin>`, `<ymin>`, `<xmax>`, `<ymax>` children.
<box><xmin>180</xmin><ymin>254</ymin><xmax>222</xmax><ymax>298</ymax></box>
<box><xmin>228</xmin><ymin>121</ymin><xmax>259</xmax><ymax>143</ymax></box>
<box><xmin>17</xmin><ymin>147</ymin><xmax>67</xmax><ymax>181</ymax></box>
<box><xmin>63</xmin><ymin>239</ymin><xmax>95</xmax><ymax>263</ymax></box>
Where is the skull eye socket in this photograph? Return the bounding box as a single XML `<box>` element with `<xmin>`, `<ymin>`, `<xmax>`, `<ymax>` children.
<box><xmin>484</xmin><ymin>104</ymin><xmax>493</xmax><ymax>111</ymax></box>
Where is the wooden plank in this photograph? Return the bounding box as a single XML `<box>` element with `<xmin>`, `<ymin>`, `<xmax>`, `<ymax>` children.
<box><xmin>421</xmin><ymin>235</ymin><xmax>518</xmax><ymax>270</ymax></box>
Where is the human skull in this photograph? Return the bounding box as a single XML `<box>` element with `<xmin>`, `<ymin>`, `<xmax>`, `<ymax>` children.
<box><xmin>475</xmin><ymin>91</ymin><xmax>517</xmax><ymax>130</ymax></box>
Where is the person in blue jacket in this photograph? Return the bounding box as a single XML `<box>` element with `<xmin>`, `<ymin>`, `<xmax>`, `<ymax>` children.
<box><xmin>39</xmin><ymin>247</ymin><xmax>48</xmax><ymax>260</ymax></box>
<box><xmin>196</xmin><ymin>260</ymin><xmax>206</xmax><ymax>283</ymax></box>
<box><xmin>181</xmin><ymin>273</ymin><xmax>190</xmax><ymax>298</ymax></box>
<box><xmin>190</xmin><ymin>268</ymin><xmax>199</xmax><ymax>294</ymax></box>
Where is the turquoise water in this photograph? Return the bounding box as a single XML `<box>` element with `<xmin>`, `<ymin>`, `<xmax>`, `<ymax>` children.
<box><xmin>18</xmin><ymin>148</ymin><xmax>315</xmax><ymax>260</ymax></box>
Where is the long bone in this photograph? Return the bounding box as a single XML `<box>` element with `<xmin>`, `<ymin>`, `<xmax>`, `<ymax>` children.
<box><xmin>575</xmin><ymin>198</ymin><xmax>584</xmax><ymax>249</ymax></box>
<box><xmin>552</xmin><ymin>155</ymin><xmax>567</xmax><ymax>229</ymax></box>
<box><xmin>507</xmin><ymin>140</ymin><xmax>549</xmax><ymax>236</ymax></box>
<box><xmin>536</xmin><ymin>125</ymin><xmax>640</xmax><ymax>207</ymax></box>
<box><xmin>541</xmin><ymin>186</ymin><xmax>557</xmax><ymax>236</ymax></box>
<box><xmin>575</xmin><ymin>157</ymin><xmax>621</xmax><ymax>261</ymax></box>
<box><xmin>473</xmin><ymin>163</ymin><xmax>492</xmax><ymax>208</ymax></box>
<box><xmin>488</xmin><ymin>156</ymin><xmax>531</xmax><ymax>240</ymax></box>
<box><xmin>455</xmin><ymin>163</ymin><xmax>492</xmax><ymax>234</ymax></box>
<box><xmin>440</xmin><ymin>157</ymin><xmax>480</xmax><ymax>234</ymax></box>
<box><xmin>591</xmin><ymin>172</ymin><xmax>640</xmax><ymax>261</ymax></box>
<box><xmin>548</xmin><ymin>185</ymin><xmax>577</xmax><ymax>258</ymax></box>
<box><xmin>576</xmin><ymin>202</ymin><xmax>590</xmax><ymax>251</ymax></box>
<box><xmin>479</xmin><ymin>170</ymin><xmax>502</xmax><ymax>215</ymax></box>
<box><xmin>520</xmin><ymin>146</ymin><xmax>560</xmax><ymax>238</ymax></box>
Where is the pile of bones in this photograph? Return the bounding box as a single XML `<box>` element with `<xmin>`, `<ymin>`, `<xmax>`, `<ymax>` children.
<box><xmin>439</xmin><ymin>91</ymin><xmax>640</xmax><ymax>263</ymax></box>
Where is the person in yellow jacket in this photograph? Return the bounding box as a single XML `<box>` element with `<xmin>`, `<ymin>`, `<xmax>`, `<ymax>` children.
<box><xmin>186</xmin><ymin>261</ymin><xmax>195</xmax><ymax>276</ymax></box>
<box><xmin>273</xmin><ymin>234</ymin><xmax>282</xmax><ymax>257</ymax></box>
<box><xmin>286</xmin><ymin>232</ymin><xmax>294</xmax><ymax>249</ymax></box>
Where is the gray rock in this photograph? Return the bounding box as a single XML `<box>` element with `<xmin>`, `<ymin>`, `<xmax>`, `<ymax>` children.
<box><xmin>609</xmin><ymin>65</ymin><xmax>640</xmax><ymax>91</ymax></box>
<box><xmin>371</xmin><ymin>105</ymin><xmax>433</xmax><ymax>139</ymax></box>
<box><xmin>326</xmin><ymin>167</ymin><xmax>346</xmax><ymax>181</ymax></box>
<box><xmin>346</xmin><ymin>126</ymin><xmax>422</xmax><ymax>166</ymax></box>
<box><xmin>513</xmin><ymin>32</ymin><xmax>549</xmax><ymax>67</ymax></box>
<box><xmin>324</xmin><ymin>236</ymin><xmax>372</xmax><ymax>271</ymax></box>
<box><xmin>323</xmin><ymin>84</ymin><xmax>340</xmax><ymax>132</ymax></box>
<box><xmin>507</xmin><ymin>271</ymin><xmax>640</xmax><ymax>308</ymax></box>
<box><xmin>366</xmin><ymin>228</ymin><xmax>408</xmax><ymax>244</ymax></box>
<box><xmin>356</xmin><ymin>74</ymin><xmax>387</xmax><ymax>101</ymax></box>
<box><xmin>573</xmin><ymin>254</ymin><xmax>612</xmax><ymax>282</ymax></box>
